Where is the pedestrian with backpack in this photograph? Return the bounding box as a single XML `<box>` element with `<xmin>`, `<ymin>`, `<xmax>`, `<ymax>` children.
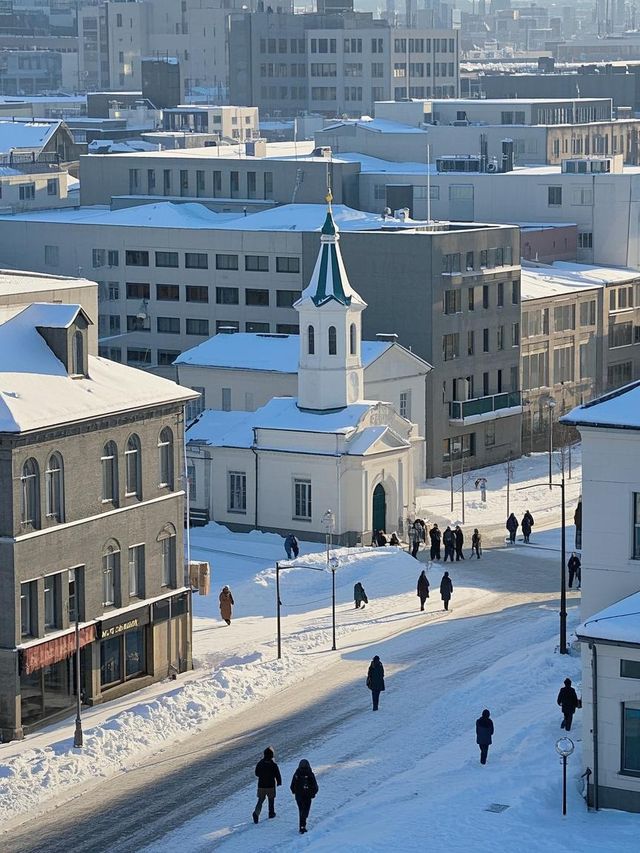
<box><xmin>290</xmin><ymin>759</ymin><xmax>319</xmax><ymax>834</ymax></box>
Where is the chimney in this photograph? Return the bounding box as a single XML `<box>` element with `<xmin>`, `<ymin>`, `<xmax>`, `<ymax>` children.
<box><xmin>376</xmin><ymin>332</ymin><xmax>399</xmax><ymax>343</ymax></box>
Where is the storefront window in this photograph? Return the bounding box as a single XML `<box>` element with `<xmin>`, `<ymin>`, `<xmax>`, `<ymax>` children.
<box><xmin>20</xmin><ymin>658</ymin><xmax>74</xmax><ymax>728</ymax></box>
<box><xmin>125</xmin><ymin>628</ymin><xmax>145</xmax><ymax>678</ymax></box>
<box><xmin>100</xmin><ymin>636</ymin><xmax>121</xmax><ymax>686</ymax></box>
<box><xmin>100</xmin><ymin>627</ymin><xmax>146</xmax><ymax>688</ymax></box>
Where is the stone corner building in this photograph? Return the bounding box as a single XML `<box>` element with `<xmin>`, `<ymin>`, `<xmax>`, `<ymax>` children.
<box><xmin>0</xmin><ymin>302</ymin><xmax>198</xmax><ymax>741</ymax></box>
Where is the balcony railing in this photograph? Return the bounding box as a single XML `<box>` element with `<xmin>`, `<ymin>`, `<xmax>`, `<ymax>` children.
<box><xmin>450</xmin><ymin>390</ymin><xmax>522</xmax><ymax>421</ymax></box>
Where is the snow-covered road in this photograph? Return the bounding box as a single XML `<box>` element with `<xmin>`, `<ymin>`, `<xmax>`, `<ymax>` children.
<box><xmin>2</xmin><ymin>547</ymin><xmax>587</xmax><ymax>853</ymax></box>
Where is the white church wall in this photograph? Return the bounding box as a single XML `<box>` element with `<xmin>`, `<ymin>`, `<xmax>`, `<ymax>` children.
<box><xmin>579</xmin><ymin>425</ymin><xmax>640</xmax><ymax>620</ymax></box>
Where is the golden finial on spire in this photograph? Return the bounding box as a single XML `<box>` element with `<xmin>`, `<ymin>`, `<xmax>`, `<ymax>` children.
<box><xmin>325</xmin><ymin>187</ymin><xmax>333</xmax><ymax>207</ymax></box>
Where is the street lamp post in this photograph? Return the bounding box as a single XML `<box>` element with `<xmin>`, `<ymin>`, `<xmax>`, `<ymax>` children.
<box><xmin>322</xmin><ymin>509</ymin><xmax>337</xmax><ymax>650</ymax></box>
<box><xmin>547</xmin><ymin>397</ymin><xmax>557</xmax><ymax>490</ymax></box>
<box><xmin>555</xmin><ymin>736</ymin><xmax>575</xmax><ymax>815</ymax></box>
<box><xmin>329</xmin><ymin>556</ymin><xmax>339</xmax><ymax>651</ymax></box>
<box><xmin>518</xmin><ymin>472</ymin><xmax>567</xmax><ymax>654</ymax></box>
<box><xmin>276</xmin><ymin>561</ymin><xmax>282</xmax><ymax>660</ymax></box>
<box><xmin>73</xmin><ymin>614</ymin><xmax>83</xmax><ymax>748</ymax></box>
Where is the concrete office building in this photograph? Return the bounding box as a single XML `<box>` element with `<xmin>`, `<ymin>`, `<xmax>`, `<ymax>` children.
<box><xmin>354</xmin><ymin>153</ymin><xmax>640</xmax><ymax>269</ymax></box>
<box><xmin>0</xmin><ymin>201</ymin><xmax>521</xmax><ymax>476</ymax></box>
<box><xmin>77</xmin><ymin>144</ymin><xmax>360</xmax><ymax>209</ymax></box>
<box><xmin>0</xmin><ymin>158</ymin><xmax>76</xmax><ymax>213</ymax></box>
<box><xmin>229</xmin><ymin>11</ymin><xmax>459</xmax><ymax>118</ymax></box>
<box><xmin>0</xmin><ymin>292</ymin><xmax>198</xmax><ymax>741</ymax></box>
<box><xmin>318</xmin><ymin>97</ymin><xmax>640</xmax><ymax>167</ymax></box>
<box><xmin>519</xmin><ymin>261</ymin><xmax>640</xmax><ymax>448</ymax></box>
<box><xmin>78</xmin><ymin>0</ymin><xmax>255</xmax><ymax>98</ymax></box>
<box><xmin>161</xmin><ymin>106</ymin><xmax>259</xmax><ymax>142</ymax></box>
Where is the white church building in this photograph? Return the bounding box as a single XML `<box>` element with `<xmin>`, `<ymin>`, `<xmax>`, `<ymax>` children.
<box><xmin>186</xmin><ymin>201</ymin><xmax>428</xmax><ymax>543</ymax></box>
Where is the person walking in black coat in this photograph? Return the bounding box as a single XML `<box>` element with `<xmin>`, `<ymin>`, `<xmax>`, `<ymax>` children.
<box><xmin>417</xmin><ymin>570</ymin><xmax>430</xmax><ymax>611</ymax></box>
<box><xmin>443</xmin><ymin>526</ymin><xmax>455</xmax><ymax>562</ymax></box>
<box><xmin>557</xmin><ymin>678</ymin><xmax>580</xmax><ymax>731</ymax></box>
<box><xmin>366</xmin><ymin>655</ymin><xmax>385</xmax><ymax>710</ymax></box>
<box><xmin>284</xmin><ymin>533</ymin><xmax>299</xmax><ymax>560</ymax></box>
<box><xmin>521</xmin><ymin>510</ymin><xmax>534</xmax><ymax>544</ymax></box>
<box><xmin>568</xmin><ymin>553</ymin><xmax>581</xmax><ymax>589</ymax></box>
<box><xmin>290</xmin><ymin>759</ymin><xmax>319</xmax><ymax>834</ymax></box>
<box><xmin>354</xmin><ymin>581</ymin><xmax>368</xmax><ymax>609</ymax></box>
<box><xmin>506</xmin><ymin>513</ymin><xmax>519</xmax><ymax>544</ymax></box>
<box><xmin>454</xmin><ymin>525</ymin><xmax>465</xmax><ymax>561</ymax></box>
<box><xmin>476</xmin><ymin>709</ymin><xmax>494</xmax><ymax>764</ymax></box>
<box><xmin>252</xmin><ymin>746</ymin><xmax>282</xmax><ymax>823</ymax></box>
<box><xmin>440</xmin><ymin>571</ymin><xmax>453</xmax><ymax>611</ymax></box>
<box><xmin>471</xmin><ymin>529</ymin><xmax>482</xmax><ymax>559</ymax></box>
<box><xmin>429</xmin><ymin>524</ymin><xmax>441</xmax><ymax>560</ymax></box>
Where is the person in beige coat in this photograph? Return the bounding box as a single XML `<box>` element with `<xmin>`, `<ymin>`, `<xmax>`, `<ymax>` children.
<box><xmin>219</xmin><ymin>586</ymin><xmax>234</xmax><ymax>625</ymax></box>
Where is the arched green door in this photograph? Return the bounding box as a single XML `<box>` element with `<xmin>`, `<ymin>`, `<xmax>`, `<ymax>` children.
<box><xmin>372</xmin><ymin>483</ymin><xmax>386</xmax><ymax>533</ymax></box>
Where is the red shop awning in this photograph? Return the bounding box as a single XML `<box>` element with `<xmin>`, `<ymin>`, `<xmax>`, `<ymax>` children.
<box><xmin>20</xmin><ymin>625</ymin><xmax>96</xmax><ymax>675</ymax></box>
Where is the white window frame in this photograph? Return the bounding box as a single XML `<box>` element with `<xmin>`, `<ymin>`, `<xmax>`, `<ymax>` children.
<box><xmin>293</xmin><ymin>479</ymin><xmax>312</xmax><ymax>520</ymax></box>
<box><xmin>228</xmin><ymin>471</ymin><xmax>247</xmax><ymax>513</ymax></box>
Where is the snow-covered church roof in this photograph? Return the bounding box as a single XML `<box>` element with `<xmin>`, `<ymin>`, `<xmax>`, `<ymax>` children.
<box><xmin>186</xmin><ymin>398</ymin><xmax>411</xmax><ymax>456</ymax></box>
<box><xmin>296</xmin><ymin>204</ymin><xmax>366</xmax><ymax>309</ymax></box>
<box><xmin>561</xmin><ymin>380</ymin><xmax>640</xmax><ymax>431</ymax></box>
<box><xmin>175</xmin><ymin>332</ymin><xmax>399</xmax><ymax>372</ymax></box>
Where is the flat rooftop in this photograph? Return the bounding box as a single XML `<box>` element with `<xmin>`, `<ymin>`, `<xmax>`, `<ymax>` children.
<box><xmin>521</xmin><ymin>261</ymin><xmax>639</xmax><ymax>300</ymax></box>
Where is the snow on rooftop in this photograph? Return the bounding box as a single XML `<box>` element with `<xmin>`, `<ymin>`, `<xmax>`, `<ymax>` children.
<box><xmin>322</xmin><ymin>117</ymin><xmax>427</xmax><ymax>134</ymax></box>
<box><xmin>0</xmin><ymin>303</ymin><xmax>197</xmax><ymax>432</ymax></box>
<box><xmin>338</xmin><ymin>152</ymin><xmax>435</xmax><ymax>175</ymax></box>
<box><xmin>0</xmin><ymin>201</ymin><xmax>242</xmax><ymax>229</ymax></box>
<box><xmin>187</xmin><ymin>397</ymin><xmax>376</xmax><ymax>448</ymax></box>
<box><xmin>562</xmin><ymin>379</ymin><xmax>640</xmax><ymax>430</ymax></box>
<box><xmin>218</xmin><ymin>203</ymin><xmax>425</xmax><ymax>232</ymax></box>
<box><xmin>175</xmin><ymin>332</ymin><xmax>391</xmax><ymax>371</ymax></box>
<box><xmin>577</xmin><ymin>590</ymin><xmax>640</xmax><ymax>644</ymax></box>
<box><xmin>0</xmin><ymin>268</ymin><xmax>95</xmax><ymax>296</ymax></box>
<box><xmin>0</xmin><ymin>120</ymin><xmax>59</xmax><ymax>154</ymax></box>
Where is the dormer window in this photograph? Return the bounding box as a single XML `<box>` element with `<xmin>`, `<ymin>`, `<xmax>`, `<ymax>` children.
<box><xmin>72</xmin><ymin>330</ymin><xmax>85</xmax><ymax>376</ymax></box>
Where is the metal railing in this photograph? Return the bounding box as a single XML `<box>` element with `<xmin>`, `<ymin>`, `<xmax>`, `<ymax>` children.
<box><xmin>450</xmin><ymin>390</ymin><xmax>521</xmax><ymax>421</ymax></box>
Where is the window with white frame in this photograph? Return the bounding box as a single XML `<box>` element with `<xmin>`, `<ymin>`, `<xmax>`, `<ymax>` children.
<box><xmin>44</xmin><ymin>573</ymin><xmax>61</xmax><ymax>630</ymax></box>
<box><xmin>21</xmin><ymin>458</ymin><xmax>40</xmax><ymax>527</ymax></box>
<box><xmin>294</xmin><ymin>479</ymin><xmax>312</xmax><ymax>519</ymax></box>
<box><xmin>101</xmin><ymin>441</ymin><xmax>118</xmax><ymax>503</ymax></box>
<box><xmin>102</xmin><ymin>542</ymin><xmax>120</xmax><ymax>607</ymax></box>
<box><xmin>45</xmin><ymin>452</ymin><xmax>64</xmax><ymax>522</ymax></box>
<box><xmin>228</xmin><ymin>471</ymin><xmax>247</xmax><ymax>512</ymax></box>
<box><xmin>399</xmin><ymin>390</ymin><xmax>411</xmax><ymax>420</ymax></box>
<box><xmin>125</xmin><ymin>434</ymin><xmax>142</xmax><ymax>498</ymax></box>
<box><xmin>158</xmin><ymin>427</ymin><xmax>173</xmax><ymax>488</ymax></box>
<box><xmin>128</xmin><ymin>544</ymin><xmax>145</xmax><ymax>598</ymax></box>
<box><xmin>159</xmin><ymin>524</ymin><xmax>176</xmax><ymax>587</ymax></box>
<box><xmin>186</xmin><ymin>387</ymin><xmax>204</xmax><ymax>422</ymax></box>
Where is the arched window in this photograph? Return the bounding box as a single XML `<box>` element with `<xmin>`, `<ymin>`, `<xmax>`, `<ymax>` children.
<box><xmin>101</xmin><ymin>441</ymin><xmax>118</xmax><ymax>504</ymax></box>
<box><xmin>21</xmin><ymin>458</ymin><xmax>40</xmax><ymax>527</ymax></box>
<box><xmin>328</xmin><ymin>325</ymin><xmax>337</xmax><ymax>355</ymax></box>
<box><xmin>158</xmin><ymin>523</ymin><xmax>177</xmax><ymax>588</ymax></box>
<box><xmin>72</xmin><ymin>330</ymin><xmax>84</xmax><ymax>376</ymax></box>
<box><xmin>102</xmin><ymin>540</ymin><xmax>120</xmax><ymax>607</ymax></box>
<box><xmin>158</xmin><ymin>427</ymin><xmax>174</xmax><ymax>489</ymax></box>
<box><xmin>350</xmin><ymin>323</ymin><xmax>357</xmax><ymax>356</ymax></box>
<box><xmin>307</xmin><ymin>324</ymin><xmax>315</xmax><ymax>355</ymax></box>
<box><xmin>45</xmin><ymin>452</ymin><xmax>64</xmax><ymax>522</ymax></box>
<box><xmin>125</xmin><ymin>434</ymin><xmax>142</xmax><ymax>498</ymax></box>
